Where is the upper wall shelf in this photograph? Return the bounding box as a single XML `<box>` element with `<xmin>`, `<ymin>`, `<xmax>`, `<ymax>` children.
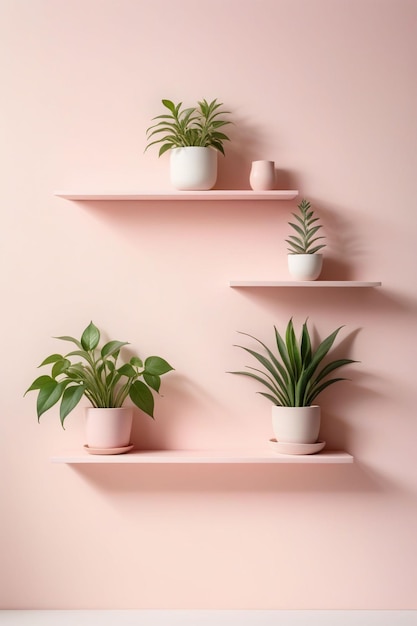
<box><xmin>51</xmin><ymin>449</ymin><xmax>353</xmax><ymax>464</ymax></box>
<box><xmin>230</xmin><ymin>280</ymin><xmax>382</xmax><ymax>288</ymax></box>
<box><xmin>54</xmin><ymin>190</ymin><xmax>299</xmax><ymax>201</ymax></box>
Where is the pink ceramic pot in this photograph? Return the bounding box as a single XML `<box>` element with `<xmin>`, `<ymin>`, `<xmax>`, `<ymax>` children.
<box><xmin>85</xmin><ymin>407</ymin><xmax>133</xmax><ymax>449</ymax></box>
<box><xmin>249</xmin><ymin>160</ymin><xmax>276</xmax><ymax>190</ymax></box>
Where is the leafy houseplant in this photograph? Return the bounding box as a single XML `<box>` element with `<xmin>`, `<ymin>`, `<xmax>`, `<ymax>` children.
<box><xmin>145</xmin><ymin>98</ymin><xmax>231</xmax><ymax>156</ymax></box>
<box><xmin>145</xmin><ymin>98</ymin><xmax>232</xmax><ymax>191</ymax></box>
<box><xmin>286</xmin><ymin>199</ymin><xmax>326</xmax><ymax>280</ymax></box>
<box><xmin>25</xmin><ymin>321</ymin><xmax>174</xmax><ymax>427</ymax></box>
<box><xmin>229</xmin><ymin>319</ymin><xmax>357</xmax><ymax>446</ymax></box>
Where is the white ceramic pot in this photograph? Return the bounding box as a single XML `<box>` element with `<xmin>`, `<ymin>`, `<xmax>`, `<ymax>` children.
<box><xmin>287</xmin><ymin>254</ymin><xmax>323</xmax><ymax>281</ymax></box>
<box><xmin>85</xmin><ymin>407</ymin><xmax>133</xmax><ymax>449</ymax></box>
<box><xmin>249</xmin><ymin>160</ymin><xmax>276</xmax><ymax>190</ymax></box>
<box><xmin>170</xmin><ymin>146</ymin><xmax>218</xmax><ymax>190</ymax></box>
<box><xmin>271</xmin><ymin>405</ymin><xmax>321</xmax><ymax>444</ymax></box>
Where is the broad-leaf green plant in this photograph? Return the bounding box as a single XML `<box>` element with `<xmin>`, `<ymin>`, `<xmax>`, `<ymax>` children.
<box><xmin>229</xmin><ymin>319</ymin><xmax>356</xmax><ymax>407</ymax></box>
<box><xmin>145</xmin><ymin>98</ymin><xmax>231</xmax><ymax>156</ymax></box>
<box><xmin>286</xmin><ymin>198</ymin><xmax>326</xmax><ymax>254</ymax></box>
<box><xmin>25</xmin><ymin>321</ymin><xmax>174</xmax><ymax>427</ymax></box>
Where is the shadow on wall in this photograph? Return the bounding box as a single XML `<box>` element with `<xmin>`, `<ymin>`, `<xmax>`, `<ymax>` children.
<box><xmin>66</xmin><ymin>459</ymin><xmax>399</xmax><ymax>497</ymax></box>
<box><xmin>229</xmin><ymin>285</ymin><xmax>417</xmax><ymax>321</ymax></box>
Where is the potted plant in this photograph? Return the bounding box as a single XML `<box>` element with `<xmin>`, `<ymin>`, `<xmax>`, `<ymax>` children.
<box><xmin>229</xmin><ymin>319</ymin><xmax>357</xmax><ymax>452</ymax></box>
<box><xmin>286</xmin><ymin>198</ymin><xmax>326</xmax><ymax>280</ymax></box>
<box><xmin>25</xmin><ymin>321</ymin><xmax>174</xmax><ymax>453</ymax></box>
<box><xmin>145</xmin><ymin>98</ymin><xmax>231</xmax><ymax>190</ymax></box>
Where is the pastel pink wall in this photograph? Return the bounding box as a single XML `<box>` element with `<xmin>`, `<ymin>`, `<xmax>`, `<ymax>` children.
<box><xmin>1</xmin><ymin>0</ymin><xmax>416</xmax><ymax>610</ymax></box>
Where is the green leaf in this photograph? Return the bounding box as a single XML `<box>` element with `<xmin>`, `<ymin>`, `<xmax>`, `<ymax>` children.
<box><xmin>25</xmin><ymin>375</ymin><xmax>54</xmax><ymax>395</ymax></box>
<box><xmin>302</xmin><ymin>326</ymin><xmax>344</xmax><ymax>383</ymax></box>
<box><xmin>144</xmin><ymin>372</ymin><xmax>161</xmax><ymax>393</ymax></box>
<box><xmin>36</xmin><ymin>381</ymin><xmax>64</xmax><ymax>420</ymax></box>
<box><xmin>159</xmin><ymin>143</ymin><xmax>175</xmax><ymax>156</ymax></box>
<box><xmin>285</xmin><ymin>319</ymin><xmax>301</xmax><ymax>378</ymax></box>
<box><xmin>144</xmin><ymin>356</ymin><xmax>174</xmax><ymax>376</ymax></box>
<box><xmin>162</xmin><ymin>99</ymin><xmax>178</xmax><ymax>114</ymax></box>
<box><xmin>289</xmin><ymin>221</ymin><xmax>305</xmax><ymax>237</ymax></box>
<box><xmin>300</xmin><ymin>321</ymin><xmax>312</xmax><ymax>365</ymax></box>
<box><xmin>229</xmin><ymin>369</ymin><xmax>286</xmax><ymax>406</ymax></box>
<box><xmin>314</xmin><ymin>358</ymin><xmax>357</xmax><ymax>385</ymax></box>
<box><xmin>54</xmin><ymin>335</ymin><xmax>82</xmax><ymax>349</ymax></box>
<box><xmin>308</xmin><ymin>244</ymin><xmax>326</xmax><ymax>254</ymax></box>
<box><xmin>117</xmin><ymin>363</ymin><xmax>137</xmax><ymax>378</ymax></box>
<box><xmin>81</xmin><ymin>321</ymin><xmax>100</xmax><ymax>351</ymax></box>
<box><xmin>130</xmin><ymin>356</ymin><xmax>143</xmax><ymax>368</ymax></box>
<box><xmin>307</xmin><ymin>377</ymin><xmax>350</xmax><ymax>405</ymax></box>
<box><xmin>65</xmin><ymin>349</ymin><xmax>91</xmax><ymax>361</ymax></box>
<box><xmin>286</xmin><ymin>241</ymin><xmax>306</xmax><ymax>254</ymax></box>
<box><xmin>51</xmin><ymin>358</ymin><xmax>71</xmax><ymax>378</ymax></box>
<box><xmin>258</xmin><ymin>392</ymin><xmax>286</xmax><ymax>406</ymax></box>
<box><xmin>101</xmin><ymin>340</ymin><xmax>128</xmax><ymax>358</ymax></box>
<box><xmin>39</xmin><ymin>354</ymin><xmax>64</xmax><ymax>367</ymax></box>
<box><xmin>60</xmin><ymin>384</ymin><xmax>85</xmax><ymax>425</ymax></box>
<box><xmin>129</xmin><ymin>380</ymin><xmax>155</xmax><ymax>418</ymax></box>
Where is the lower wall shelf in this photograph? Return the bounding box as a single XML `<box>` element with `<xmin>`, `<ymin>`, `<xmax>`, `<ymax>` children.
<box><xmin>51</xmin><ymin>449</ymin><xmax>353</xmax><ymax>464</ymax></box>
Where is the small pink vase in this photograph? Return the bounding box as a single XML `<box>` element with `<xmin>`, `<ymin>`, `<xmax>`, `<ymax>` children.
<box><xmin>249</xmin><ymin>160</ymin><xmax>276</xmax><ymax>190</ymax></box>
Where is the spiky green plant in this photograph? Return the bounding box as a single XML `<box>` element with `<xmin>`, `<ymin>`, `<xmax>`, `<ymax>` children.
<box><xmin>286</xmin><ymin>199</ymin><xmax>326</xmax><ymax>254</ymax></box>
<box><xmin>25</xmin><ymin>321</ymin><xmax>174</xmax><ymax>427</ymax></box>
<box><xmin>229</xmin><ymin>319</ymin><xmax>356</xmax><ymax>407</ymax></box>
<box><xmin>145</xmin><ymin>98</ymin><xmax>231</xmax><ymax>156</ymax></box>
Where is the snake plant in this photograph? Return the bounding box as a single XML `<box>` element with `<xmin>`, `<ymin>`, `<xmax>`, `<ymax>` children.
<box><xmin>25</xmin><ymin>321</ymin><xmax>174</xmax><ymax>427</ymax></box>
<box><xmin>229</xmin><ymin>319</ymin><xmax>356</xmax><ymax>407</ymax></box>
<box><xmin>145</xmin><ymin>98</ymin><xmax>231</xmax><ymax>156</ymax></box>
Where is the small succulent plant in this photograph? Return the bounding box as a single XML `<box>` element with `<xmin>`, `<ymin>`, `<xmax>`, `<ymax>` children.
<box><xmin>286</xmin><ymin>199</ymin><xmax>326</xmax><ymax>254</ymax></box>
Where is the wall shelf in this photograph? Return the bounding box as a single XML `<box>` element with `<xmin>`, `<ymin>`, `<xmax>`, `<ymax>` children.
<box><xmin>230</xmin><ymin>280</ymin><xmax>381</xmax><ymax>288</ymax></box>
<box><xmin>54</xmin><ymin>190</ymin><xmax>299</xmax><ymax>201</ymax></box>
<box><xmin>51</xmin><ymin>449</ymin><xmax>353</xmax><ymax>464</ymax></box>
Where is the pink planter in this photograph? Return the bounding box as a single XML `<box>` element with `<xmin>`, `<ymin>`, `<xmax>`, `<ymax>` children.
<box><xmin>249</xmin><ymin>160</ymin><xmax>276</xmax><ymax>190</ymax></box>
<box><xmin>85</xmin><ymin>407</ymin><xmax>133</xmax><ymax>449</ymax></box>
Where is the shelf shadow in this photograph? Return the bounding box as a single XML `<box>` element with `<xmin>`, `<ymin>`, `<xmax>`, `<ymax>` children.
<box><xmin>65</xmin><ymin>457</ymin><xmax>395</xmax><ymax>496</ymax></box>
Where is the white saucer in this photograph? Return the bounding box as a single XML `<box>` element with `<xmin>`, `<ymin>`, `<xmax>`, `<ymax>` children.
<box><xmin>84</xmin><ymin>444</ymin><xmax>134</xmax><ymax>455</ymax></box>
<box><xmin>269</xmin><ymin>439</ymin><xmax>326</xmax><ymax>455</ymax></box>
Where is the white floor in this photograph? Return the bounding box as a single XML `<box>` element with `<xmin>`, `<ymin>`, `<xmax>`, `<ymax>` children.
<box><xmin>0</xmin><ymin>611</ymin><xmax>416</xmax><ymax>626</ymax></box>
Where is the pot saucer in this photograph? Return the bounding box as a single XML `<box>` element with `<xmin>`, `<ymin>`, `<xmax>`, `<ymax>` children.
<box><xmin>84</xmin><ymin>444</ymin><xmax>134</xmax><ymax>455</ymax></box>
<box><xmin>269</xmin><ymin>439</ymin><xmax>326</xmax><ymax>455</ymax></box>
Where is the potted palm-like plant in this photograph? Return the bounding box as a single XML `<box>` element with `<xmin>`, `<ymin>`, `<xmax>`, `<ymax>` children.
<box><xmin>145</xmin><ymin>98</ymin><xmax>231</xmax><ymax>190</ymax></box>
<box><xmin>25</xmin><ymin>321</ymin><xmax>174</xmax><ymax>454</ymax></box>
<box><xmin>229</xmin><ymin>319</ymin><xmax>356</xmax><ymax>453</ymax></box>
<box><xmin>286</xmin><ymin>198</ymin><xmax>326</xmax><ymax>280</ymax></box>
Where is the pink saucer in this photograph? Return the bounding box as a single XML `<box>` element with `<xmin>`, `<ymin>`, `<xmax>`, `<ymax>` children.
<box><xmin>269</xmin><ymin>439</ymin><xmax>326</xmax><ymax>455</ymax></box>
<box><xmin>84</xmin><ymin>444</ymin><xmax>134</xmax><ymax>455</ymax></box>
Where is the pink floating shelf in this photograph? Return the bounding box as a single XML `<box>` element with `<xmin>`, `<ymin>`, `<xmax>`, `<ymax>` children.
<box><xmin>54</xmin><ymin>190</ymin><xmax>299</xmax><ymax>201</ymax></box>
<box><xmin>230</xmin><ymin>280</ymin><xmax>381</xmax><ymax>288</ymax></box>
<box><xmin>51</xmin><ymin>449</ymin><xmax>353</xmax><ymax>464</ymax></box>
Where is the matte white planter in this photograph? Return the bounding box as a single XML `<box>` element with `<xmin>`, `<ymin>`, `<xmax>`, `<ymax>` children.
<box><xmin>85</xmin><ymin>407</ymin><xmax>133</xmax><ymax>449</ymax></box>
<box><xmin>288</xmin><ymin>254</ymin><xmax>323</xmax><ymax>281</ymax></box>
<box><xmin>170</xmin><ymin>146</ymin><xmax>218</xmax><ymax>190</ymax></box>
<box><xmin>272</xmin><ymin>405</ymin><xmax>321</xmax><ymax>444</ymax></box>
